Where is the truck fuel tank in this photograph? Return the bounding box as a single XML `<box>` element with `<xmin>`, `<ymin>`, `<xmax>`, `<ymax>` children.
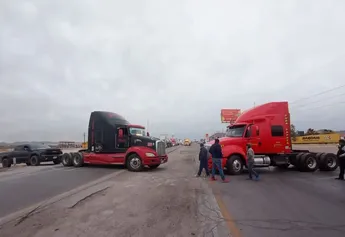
<box><xmin>253</xmin><ymin>155</ymin><xmax>271</xmax><ymax>167</ymax></box>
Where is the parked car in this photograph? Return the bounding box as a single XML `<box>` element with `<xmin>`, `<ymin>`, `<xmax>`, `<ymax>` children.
<box><xmin>0</xmin><ymin>143</ymin><xmax>63</xmax><ymax>168</ymax></box>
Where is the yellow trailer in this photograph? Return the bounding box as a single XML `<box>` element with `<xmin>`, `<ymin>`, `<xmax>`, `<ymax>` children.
<box><xmin>292</xmin><ymin>133</ymin><xmax>340</xmax><ymax>144</ymax></box>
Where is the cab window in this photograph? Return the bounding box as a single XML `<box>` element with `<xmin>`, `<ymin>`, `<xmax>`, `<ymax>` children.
<box><xmin>271</xmin><ymin>125</ymin><xmax>284</xmax><ymax>137</ymax></box>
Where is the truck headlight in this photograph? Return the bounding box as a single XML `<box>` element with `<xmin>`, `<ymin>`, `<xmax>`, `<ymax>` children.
<box><xmin>145</xmin><ymin>152</ymin><xmax>155</xmax><ymax>157</ymax></box>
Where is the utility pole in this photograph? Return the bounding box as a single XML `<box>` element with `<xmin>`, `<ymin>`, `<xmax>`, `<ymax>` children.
<box><xmin>83</xmin><ymin>132</ymin><xmax>86</xmax><ymax>143</ymax></box>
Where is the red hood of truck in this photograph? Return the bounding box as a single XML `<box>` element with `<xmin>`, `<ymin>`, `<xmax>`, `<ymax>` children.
<box><xmin>207</xmin><ymin>137</ymin><xmax>241</xmax><ymax>145</ymax></box>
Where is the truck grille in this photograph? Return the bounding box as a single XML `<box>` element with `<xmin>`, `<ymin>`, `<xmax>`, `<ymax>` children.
<box><xmin>156</xmin><ymin>141</ymin><xmax>166</xmax><ymax>156</ymax></box>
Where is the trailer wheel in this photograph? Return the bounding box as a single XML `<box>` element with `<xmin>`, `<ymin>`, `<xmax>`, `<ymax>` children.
<box><xmin>72</xmin><ymin>152</ymin><xmax>84</xmax><ymax>167</ymax></box>
<box><xmin>30</xmin><ymin>155</ymin><xmax>40</xmax><ymax>166</ymax></box>
<box><xmin>300</xmin><ymin>153</ymin><xmax>318</xmax><ymax>172</ymax></box>
<box><xmin>126</xmin><ymin>154</ymin><xmax>143</xmax><ymax>172</ymax></box>
<box><xmin>226</xmin><ymin>155</ymin><xmax>244</xmax><ymax>175</ymax></box>
<box><xmin>149</xmin><ymin>164</ymin><xmax>160</xmax><ymax>169</ymax></box>
<box><xmin>62</xmin><ymin>153</ymin><xmax>73</xmax><ymax>166</ymax></box>
<box><xmin>319</xmin><ymin>153</ymin><xmax>338</xmax><ymax>171</ymax></box>
<box><xmin>315</xmin><ymin>152</ymin><xmax>324</xmax><ymax>162</ymax></box>
<box><xmin>1</xmin><ymin>158</ymin><xmax>12</xmax><ymax>168</ymax></box>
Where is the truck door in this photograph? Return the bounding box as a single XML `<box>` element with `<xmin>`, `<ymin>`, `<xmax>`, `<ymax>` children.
<box><xmin>13</xmin><ymin>145</ymin><xmax>30</xmax><ymax>163</ymax></box>
<box><xmin>246</xmin><ymin>125</ymin><xmax>264</xmax><ymax>154</ymax></box>
<box><xmin>116</xmin><ymin>127</ymin><xmax>129</xmax><ymax>150</ymax></box>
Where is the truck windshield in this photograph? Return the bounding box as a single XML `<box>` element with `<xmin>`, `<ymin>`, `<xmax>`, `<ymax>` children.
<box><xmin>226</xmin><ymin>125</ymin><xmax>246</xmax><ymax>137</ymax></box>
<box><xmin>129</xmin><ymin>128</ymin><xmax>146</xmax><ymax>136</ymax></box>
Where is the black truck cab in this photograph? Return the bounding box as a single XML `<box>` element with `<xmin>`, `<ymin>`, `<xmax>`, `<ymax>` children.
<box><xmin>88</xmin><ymin>111</ymin><xmax>160</xmax><ymax>154</ymax></box>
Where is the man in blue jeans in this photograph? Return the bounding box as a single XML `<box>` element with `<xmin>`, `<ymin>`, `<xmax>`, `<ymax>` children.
<box><xmin>209</xmin><ymin>138</ymin><xmax>229</xmax><ymax>183</ymax></box>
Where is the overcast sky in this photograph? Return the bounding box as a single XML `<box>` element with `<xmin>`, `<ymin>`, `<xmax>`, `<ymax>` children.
<box><xmin>1</xmin><ymin>0</ymin><xmax>345</xmax><ymax>142</ymax></box>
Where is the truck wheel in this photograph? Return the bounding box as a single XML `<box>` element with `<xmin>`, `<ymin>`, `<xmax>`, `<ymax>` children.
<box><xmin>315</xmin><ymin>152</ymin><xmax>324</xmax><ymax>162</ymax></box>
<box><xmin>295</xmin><ymin>152</ymin><xmax>305</xmax><ymax>170</ymax></box>
<box><xmin>30</xmin><ymin>155</ymin><xmax>40</xmax><ymax>166</ymax></box>
<box><xmin>226</xmin><ymin>155</ymin><xmax>244</xmax><ymax>175</ymax></box>
<box><xmin>300</xmin><ymin>153</ymin><xmax>318</xmax><ymax>172</ymax></box>
<box><xmin>62</xmin><ymin>153</ymin><xmax>73</xmax><ymax>166</ymax></box>
<box><xmin>72</xmin><ymin>152</ymin><xmax>84</xmax><ymax>167</ymax></box>
<box><xmin>126</xmin><ymin>154</ymin><xmax>143</xmax><ymax>172</ymax></box>
<box><xmin>1</xmin><ymin>158</ymin><xmax>12</xmax><ymax>168</ymax></box>
<box><xmin>319</xmin><ymin>153</ymin><xmax>338</xmax><ymax>171</ymax></box>
<box><xmin>149</xmin><ymin>164</ymin><xmax>160</xmax><ymax>169</ymax></box>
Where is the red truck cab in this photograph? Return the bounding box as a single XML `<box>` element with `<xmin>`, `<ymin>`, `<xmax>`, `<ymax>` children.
<box><xmin>62</xmin><ymin>111</ymin><xmax>168</xmax><ymax>171</ymax></box>
<box><xmin>206</xmin><ymin>102</ymin><xmax>294</xmax><ymax>174</ymax></box>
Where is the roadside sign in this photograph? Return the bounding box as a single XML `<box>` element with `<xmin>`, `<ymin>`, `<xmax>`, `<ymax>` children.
<box><xmin>220</xmin><ymin>109</ymin><xmax>241</xmax><ymax>123</ymax></box>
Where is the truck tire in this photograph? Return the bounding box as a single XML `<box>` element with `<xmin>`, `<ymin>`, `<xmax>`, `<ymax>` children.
<box><xmin>62</xmin><ymin>153</ymin><xmax>73</xmax><ymax>167</ymax></box>
<box><xmin>126</xmin><ymin>154</ymin><xmax>143</xmax><ymax>172</ymax></box>
<box><xmin>149</xmin><ymin>164</ymin><xmax>160</xmax><ymax>169</ymax></box>
<box><xmin>295</xmin><ymin>152</ymin><xmax>305</xmax><ymax>170</ymax></box>
<box><xmin>300</xmin><ymin>153</ymin><xmax>318</xmax><ymax>172</ymax></box>
<box><xmin>72</xmin><ymin>152</ymin><xmax>84</xmax><ymax>167</ymax></box>
<box><xmin>30</xmin><ymin>155</ymin><xmax>41</xmax><ymax>166</ymax></box>
<box><xmin>226</xmin><ymin>155</ymin><xmax>244</xmax><ymax>175</ymax></box>
<box><xmin>319</xmin><ymin>153</ymin><xmax>338</xmax><ymax>171</ymax></box>
<box><xmin>1</xmin><ymin>158</ymin><xmax>12</xmax><ymax>168</ymax></box>
<box><xmin>315</xmin><ymin>152</ymin><xmax>324</xmax><ymax>162</ymax></box>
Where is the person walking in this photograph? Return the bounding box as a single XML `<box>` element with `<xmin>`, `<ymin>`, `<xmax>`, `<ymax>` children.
<box><xmin>246</xmin><ymin>143</ymin><xmax>259</xmax><ymax>181</ymax></box>
<box><xmin>335</xmin><ymin>138</ymin><xmax>345</xmax><ymax>181</ymax></box>
<box><xmin>196</xmin><ymin>143</ymin><xmax>210</xmax><ymax>177</ymax></box>
<box><xmin>209</xmin><ymin>139</ymin><xmax>229</xmax><ymax>183</ymax></box>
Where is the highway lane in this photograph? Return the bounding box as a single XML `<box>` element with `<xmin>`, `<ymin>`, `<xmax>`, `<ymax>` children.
<box><xmin>0</xmin><ymin>165</ymin><xmax>119</xmax><ymax>218</ymax></box>
<box><xmin>0</xmin><ymin>146</ymin><xmax>178</xmax><ymax>219</ymax></box>
<box><xmin>210</xmin><ymin>146</ymin><xmax>345</xmax><ymax>237</ymax></box>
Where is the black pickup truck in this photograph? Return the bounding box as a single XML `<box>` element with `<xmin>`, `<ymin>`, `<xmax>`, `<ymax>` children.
<box><xmin>0</xmin><ymin>143</ymin><xmax>63</xmax><ymax>168</ymax></box>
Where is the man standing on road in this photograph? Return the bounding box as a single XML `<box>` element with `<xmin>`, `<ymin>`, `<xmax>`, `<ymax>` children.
<box><xmin>246</xmin><ymin>143</ymin><xmax>259</xmax><ymax>181</ymax></box>
<box><xmin>335</xmin><ymin>138</ymin><xmax>345</xmax><ymax>181</ymax></box>
<box><xmin>196</xmin><ymin>143</ymin><xmax>210</xmax><ymax>177</ymax></box>
<box><xmin>209</xmin><ymin>139</ymin><xmax>229</xmax><ymax>183</ymax></box>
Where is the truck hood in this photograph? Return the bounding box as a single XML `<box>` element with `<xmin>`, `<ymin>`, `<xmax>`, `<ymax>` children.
<box><xmin>206</xmin><ymin>137</ymin><xmax>240</xmax><ymax>145</ymax></box>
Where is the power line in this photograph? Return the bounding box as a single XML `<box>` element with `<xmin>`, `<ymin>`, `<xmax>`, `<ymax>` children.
<box><xmin>290</xmin><ymin>92</ymin><xmax>345</xmax><ymax>109</ymax></box>
<box><xmin>290</xmin><ymin>84</ymin><xmax>345</xmax><ymax>104</ymax></box>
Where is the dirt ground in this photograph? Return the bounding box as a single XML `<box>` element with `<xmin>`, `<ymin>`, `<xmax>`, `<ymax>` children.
<box><xmin>0</xmin><ymin>145</ymin><xmax>229</xmax><ymax>237</ymax></box>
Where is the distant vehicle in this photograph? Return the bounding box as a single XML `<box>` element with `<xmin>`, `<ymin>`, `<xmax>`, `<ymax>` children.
<box><xmin>0</xmin><ymin>143</ymin><xmax>63</xmax><ymax>167</ymax></box>
<box><xmin>205</xmin><ymin>102</ymin><xmax>338</xmax><ymax>175</ymax></box>
<box><xmin>61</xmin><ymin>111</ymin><xmax>168</xmax><ymax>172</ymax></box>
<box><xmin>184</xmin><ymin>139</ymin><xmax>191</xmax><ymax>146</ymax></box>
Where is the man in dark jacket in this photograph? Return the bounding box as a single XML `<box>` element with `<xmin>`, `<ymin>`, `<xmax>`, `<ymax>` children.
<box><xmin>335</xmin><ymin>138</ymin><xmax>345</xmax><ymax>181</ymax></box>
<box><xmin>196</xmin><ymin>143</ymin><xmax>210</xmax><ymax>177</ymax></box>
<box><xmin>209</xmin><ymin>139</ymin><xmax>229</xmax><ymax>182</ymax></box>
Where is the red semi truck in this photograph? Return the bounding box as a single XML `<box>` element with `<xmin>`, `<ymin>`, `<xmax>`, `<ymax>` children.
<box><xmin>206</xmin><ymin>101</ymin><xmax>338</xmax><ymax>175</ymax></box>
<box><xmin>61</xmin><ymin>111</ymin><xmax>168</xmax><ymax>171</ymax></box>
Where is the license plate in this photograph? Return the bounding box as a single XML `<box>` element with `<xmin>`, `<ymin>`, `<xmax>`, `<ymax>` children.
<box><xmin>53</xmin><ymin>156</ymin><xmax>57</xmax><ymax>159</ymax></box>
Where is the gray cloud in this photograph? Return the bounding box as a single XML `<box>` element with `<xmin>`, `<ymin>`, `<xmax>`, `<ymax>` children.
<box><xmin>1</xmin><ymin>0</ymin><xmax>345</xmax><ymax>142</ymax></box>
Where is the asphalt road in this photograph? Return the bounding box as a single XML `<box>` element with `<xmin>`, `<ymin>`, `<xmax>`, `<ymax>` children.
<box><xmin>0</xmin><ymin>164</ymin><xmax>119</xmax><ymax>218</ymax></box>
<box><xmin>0</xmin><ymin>147</ymin><xmax>178</xmax><ymax>219</ymax></box>
<box><xmin>210</xmin><ymin>145</ymin><xmax>345</xmax><ymax>237</ymax></box>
